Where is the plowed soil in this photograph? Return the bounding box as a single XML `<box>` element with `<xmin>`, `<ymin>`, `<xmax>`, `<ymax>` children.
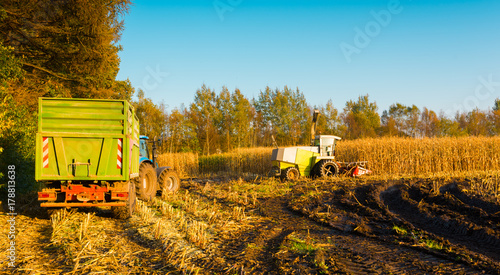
<box><xmin>1</xmin><ymin>176</ymin><xmax>499</xmax><ymax>274</ymax></box>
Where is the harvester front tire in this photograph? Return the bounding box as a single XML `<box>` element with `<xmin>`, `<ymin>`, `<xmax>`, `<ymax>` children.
<box><xmin>282</xmin><ymin>167</ymin><xmax>300</xmax><ymax>181</ymax></box>
<box><xmin>318</xmin><ymin>160</ymin><xmax>339</xmax><ymax>178</ymax></box>
<box><xmin>112</xmin><ymin>182</ymin><xmax>137</xmax><ymax>219</ymax></box>
<box><xmin>158</xmin><ymin>170</ymin><xmax>180</xmax><ymax>193</ymax></box>
<box><xmin>136</xmin><ymin>163</ymin><xmax>158</xmax><ymax>201</ymax></box>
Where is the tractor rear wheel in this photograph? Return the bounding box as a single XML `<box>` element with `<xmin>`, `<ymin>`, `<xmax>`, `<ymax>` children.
<box><xmin>158</xmin><ymin>170</ymin><xmax>180</xmax><ymax>194</ymax></box>
<box><xmin>318</xmin><ymin>160</ymin><xmax>339</xmax><ymax>178</ymax></box>
<box><xmin>136</xmin><ymin>162</ymin><xmax>158</xmax><ymax>201</ymax></box>
<box><xmin>112</xmin><ymin>181</ymin><xmax>137</xmax><ymax>219</ymax></box>
<box><xmin>281</xmin><ymin>167</ymin><xmax>300</xmax><ymax>181</ymax></box>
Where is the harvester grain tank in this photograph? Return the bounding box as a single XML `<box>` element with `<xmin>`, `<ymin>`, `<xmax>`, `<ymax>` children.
<box><xmin>35</xmin><ymin>98</ymin><xmax>179</xmax><ymax>218</ymax></box>
<box><xmin>271</xmin><ymin>109</ymin><xmax>371</xmax><ymax>180</ymax></box>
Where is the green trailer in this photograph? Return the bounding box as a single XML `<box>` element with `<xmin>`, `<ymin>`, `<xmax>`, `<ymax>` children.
<box><xmin>35</xmin><ymin>98</ymin><xmax>140</xmax><ymax>218</ymax></box>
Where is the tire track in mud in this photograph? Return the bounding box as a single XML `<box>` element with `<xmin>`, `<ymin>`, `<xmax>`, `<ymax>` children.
<box><xmin>267</xmin><ymin>195</ymin><xmax>477</xmax><ymax>274</ymax></box>
<box><xmin>289</xmin><ymin>180</ymin><xmax>497</xmax><ymax>274</ymax></box>
<box><xmin>380</xmin><ymin>182</ymin><xmax>500</xmax><ymax>264</ymax></box>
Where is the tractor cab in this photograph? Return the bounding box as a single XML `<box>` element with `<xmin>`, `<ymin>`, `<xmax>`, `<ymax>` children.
<box><xmin>313</xmin><ymin>135</ymin><xmax>341</xmax><ymax>157</ymax></box>
<box><xmin>139</xmin><ymin>135</ymin><xmax>162</xmax><ymax>168</ymax></box>
<box><xmin>139</xmin><ymin>135</ymin><xmax>150</xmax><ymax>160</ymax></box>
<box><xmin>139</xmin><ymin>135</ymin><xmax>158</xmax><ymax>168</ymax></box>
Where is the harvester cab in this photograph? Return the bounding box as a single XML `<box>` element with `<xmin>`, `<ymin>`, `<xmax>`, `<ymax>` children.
<box><xmin>314</xmin><ymin>135</ymin><xmax>341</xmax><ymax>157</ymax></box>
<box><xmin>271</xmin><ymin>109</ymin><xmax>371</xmax><ymax>181</ymax></box>
<box><xmin>136</xmin><ymin>136</ymin><xmax>180</xmax><ymax>201</ymax></box>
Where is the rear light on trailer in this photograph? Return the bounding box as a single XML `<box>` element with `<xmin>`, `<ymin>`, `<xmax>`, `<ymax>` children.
<box><xmin>111</xmin><ymin>192</ymin><xmax>129</xmax><ymax>200</ymax></box>
<box><xmin>38</xmin><ymin>192</ymin><xmax>57</xmax><ymax>201</ymax></box>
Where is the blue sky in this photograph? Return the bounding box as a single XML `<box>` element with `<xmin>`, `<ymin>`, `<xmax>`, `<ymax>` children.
<box><xmin>116</xmin><ymin>0</ymin><xmax>500</xmax><ymax>116</ymax></box>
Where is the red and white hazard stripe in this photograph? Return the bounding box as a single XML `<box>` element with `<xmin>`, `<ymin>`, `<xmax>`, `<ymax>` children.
<box><xmin>42</xmin><ymin>137</ymin><xmax>49</xmax><ymax>168</ymax></box>
<box><xmin>117</xmin><ymin>138</ymin><xmax>122</xmax><ymax>169</ymax></box>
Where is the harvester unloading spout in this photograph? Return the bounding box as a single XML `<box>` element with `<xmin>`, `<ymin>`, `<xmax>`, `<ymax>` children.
<box><xmin>311</xmin><ymin>109</ymin><xmax>320</xmax><ymax>145</ymax></box>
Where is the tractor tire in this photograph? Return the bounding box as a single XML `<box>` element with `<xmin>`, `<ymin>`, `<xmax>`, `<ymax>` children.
<box><xmin>281</xmin><ymin>167</ymin><xmax>300</xmax><ymax>181</ymax></box>
<box><xmin>112</xmin><ymin>181</ymin><xmax>137</xmax><ymax>219</ymax></box>
<box><xmin>158</xmin><ymin>170</ymin><xmax>180</xmax><ymax>194</ymax></box>
<box><xmin>318</xmin><ymin>160</ymin><xmax>339</xmax><ymax>178</ymax></box>
<box><xmin>136</xmin><ymin>162</ymin><xmax>158</xmax><ymax>201</ymax></box>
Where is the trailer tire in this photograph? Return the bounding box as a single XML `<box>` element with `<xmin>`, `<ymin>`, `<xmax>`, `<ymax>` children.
<box><xmin>158</xmin><ymin>170</ymin><xmax>180</xmax><ymax>194</ymax></box>
<box><xmin>318</xmin><ymin>160</ymin><xmax>339</xmax><ymax>178</ymax></box>
<box><xmin>112</xmin><ymin>181</ymin><xmax>137</xmax><ymax>219</ymax></box>
<box><xmin>136</xmin><ymin>162</ymin><xmax>158</xmax><ymax>201</ymax></box>
<box><xmin>281</xmin><ymin>167</ymin><xmax>300</xmax><ymax>181</ymax></box>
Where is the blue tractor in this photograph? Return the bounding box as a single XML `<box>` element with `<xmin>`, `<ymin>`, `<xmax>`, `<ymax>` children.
<box><xmin>136</xmin><ymin>135</ymin><xmax>180</xmax><ymax>200</ymax></box>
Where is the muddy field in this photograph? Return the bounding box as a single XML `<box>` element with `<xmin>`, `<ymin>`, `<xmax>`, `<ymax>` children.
<box><xmin>1</xmin><ymin>175</ymin><xmax>499</xmax><ymax>274</ymax></box>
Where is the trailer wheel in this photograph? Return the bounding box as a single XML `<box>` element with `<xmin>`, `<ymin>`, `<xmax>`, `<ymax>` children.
<box><xmin>281</xmin><ymin>167</ymin><xmax>300</xmax><ymax>181</ymax></box>
<box><xmin>318</xmin><ymin>160</ymin><xmax>339</xmax><ymax>178</ymax></box>
<box><xmin>158</xmin><ymin>170</ymin><xmax>180</xmax><ymax>194</ymax></box>
<box><xmin>112</xmin><ymin>181</ymin><xmax>137</xmax><ymax>219</ymax></box>
<box><xmin>136</xmin><ymin>162</ymin><xmax>158</xmax><ymax>201</ymax></box>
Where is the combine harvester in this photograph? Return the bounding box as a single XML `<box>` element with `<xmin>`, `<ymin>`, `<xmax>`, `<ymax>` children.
<box><xmin>271</xmin><ymin>110</ymin><xmax>371</xmax><ymax>180</ymax></box>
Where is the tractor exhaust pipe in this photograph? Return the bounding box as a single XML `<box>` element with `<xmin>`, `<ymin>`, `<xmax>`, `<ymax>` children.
<box><xmin>311</xmin><ymin>109</ymin><xmax>320</xmax><ymax>145</ymax></box>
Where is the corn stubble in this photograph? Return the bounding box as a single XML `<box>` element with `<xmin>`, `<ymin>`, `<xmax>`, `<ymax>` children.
<box><xmin>131</xmin><ymin>183</ymin><xmax>257</xmax><ymax>273</ymax></box>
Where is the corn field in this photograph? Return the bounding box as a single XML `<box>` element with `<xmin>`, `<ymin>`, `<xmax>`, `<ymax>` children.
<box><xmin>156</xmin><ymin>152</ymin><xmax>199</xmax><ymax>177</ymax></box>
<box><xmin>157</xmin><ymin>136</ymin><xmax>500</xmax><ymax>177</ymax></box>
<box><xmin>337</xmin><ymin>136</ymin><xmax>500</xmax><ymax>175</ymax></box>
<box><xmin>157</xmin><ymin>148</ymin><xmax>272</xmax><ymax>177</ymax></box>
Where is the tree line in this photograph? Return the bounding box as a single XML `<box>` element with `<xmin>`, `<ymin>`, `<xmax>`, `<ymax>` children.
<box><xmin>136</xmin><ymin>85</ymin><xmax>500</xmax><ymax>155</ymax></box>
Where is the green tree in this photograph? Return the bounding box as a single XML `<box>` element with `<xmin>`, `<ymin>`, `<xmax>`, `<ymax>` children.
<box><xmin>133</xmin><ymin>90</ymin><xmax>168</xmax><ymax>140</ymax></box>
<box><xmin>490</xmin><ymin>98</ymin><xmax>500</xmax><ymax>135</ymax></box>
<box><xmin>465</xmin><ymin>109</ymin><xmax>490</xmax><ymax>136</ymax></box>
<box><xmin>0</xmin><ymin>44</ymin><xmax>23</xmax><ymax>86</ymax></box>
<box><xmin>381</xmin><ymin>103</ymin><xmax>420</xmax><ymax>137</ymax></box>
<box><xmin>215</xmin><ymin>86</ymin><xmax>233</xmax><ymax>152</ymax></box>
<box><xmin>253</xmin><ymin>87</ymin><xmax>274</xmax><ymax>146</ymax></box>
<box><xmin>419</xmin><ymin>107</ymin><xmax>440</xmax><ymax>137</ymax></box>
<box><xmin>341</xmin><ymin>95</ymin><xmax>380</xmax><ymax>139</ymax></box>
<box><xmin>0</xmin><ymin>93</ymin><xmax>37</xmax><ymax>192</ymax></box>
<box><xmin>231</xmin><ymin>88</ymin><xmax>255</xmax><ymax>148</ymax></box>
<box><xmin>405</xmin><ymin>105</ymin><xmax>421</xmax><ymax>137</ymax></box>
<box><xmin>315</xmin><ymin>99</ymin><xmax>341</xmax><ymax>136</ymax></box>
<box><xmin>254</xmin><ymin>86</ymin><xmax>309</xmax><ymax>146</ymax></box>
<box><xmin>165</xmin><ymin>106</ymin><xmax>199</xmax><ymax>153</ymax></box>
<box><xmin>381</xmin><ymin>103</ymin><xmax>407</xmax><ymax>136</ymax></box>
<box><xmin>190</xmin><ymin>85</ymin><xmax>218</xmax><ymax>155</ymax></box>
<box><xmin>439</xmin><ymin>113</ymin><xmax>466</xmax><ymax>137</ymax></box>
<box><xmin>0</xmin><ymin>0</ymin><xmax>133</xmax><ymax>100</ymax></box>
